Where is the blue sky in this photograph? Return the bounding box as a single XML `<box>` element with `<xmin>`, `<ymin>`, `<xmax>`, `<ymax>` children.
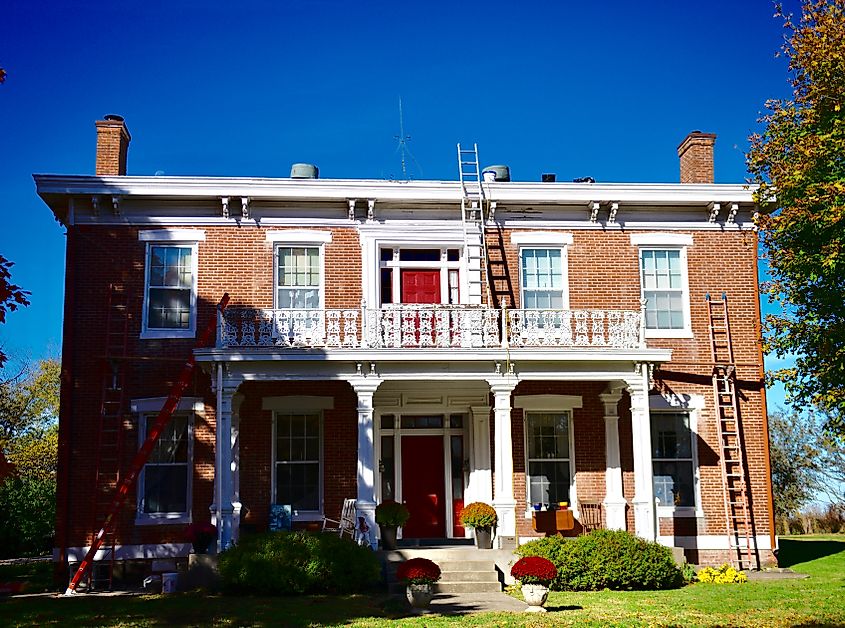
<box><xmin>1</xmin><ymin>0</ymin><xmax>796</xmax><ymax>406</ymax></box>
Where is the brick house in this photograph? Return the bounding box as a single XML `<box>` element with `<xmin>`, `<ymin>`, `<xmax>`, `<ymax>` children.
<box><xmin>35</xmin><ymin>116</ymin><xmax>775</xmax><ymax>571</ymax></box>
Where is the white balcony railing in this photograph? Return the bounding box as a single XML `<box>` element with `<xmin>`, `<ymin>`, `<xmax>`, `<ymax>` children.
<box><xmin>219</xmin><ymin>306</ymin><xmax>643</xmax><ymax>350</ymax></box>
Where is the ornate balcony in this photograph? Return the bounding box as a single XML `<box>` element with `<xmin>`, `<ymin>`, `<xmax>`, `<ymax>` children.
<box><xmin>219</xmin><ymin>305</ymin><xmax>644</xmax><ymax>350</ymax></box>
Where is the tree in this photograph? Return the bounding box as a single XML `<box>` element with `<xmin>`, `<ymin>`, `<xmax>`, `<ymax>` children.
<box><xmin>0</xmin><ymin>255</ymin><xmax>30</xmax><ymax>368</ymax></box>
<box><xmin>0</xmin><ymin>357</ymin><xmax>60</xmax><ymax>453</ymax></box>
<box><xmin>747</xmin><ymin>1</ymin><xmax>845</xmax><ymax>435</ymax></box>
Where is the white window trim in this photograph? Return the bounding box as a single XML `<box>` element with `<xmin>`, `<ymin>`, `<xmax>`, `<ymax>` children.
<box><xmin>511</xmin><ymin>232</ymin><xmax>574</xmax><ymax>246</ymax></box>
<box><xmin>517</xmin><ymin>244</ymin><xmax>571</xmax><ymax>311</ymax></box>
<box><xmin>271</xmin><ymin>410</ymin><xmax>324</xmax><ymax>521</ymax></box>
<box><xmin>650</xmin><ymin>393</ymin><xmax>704</xmax><ymax>518</ymax></box>
<box><xmin>635</xmin><ymin>241</ymin><xmax>693</xmax><ymax>339</ymax></box>
<box><xmin>273</xmin><ymin>243</ymin><xmax>326</xmax><ymax>310</ymax></box>
<box><xmin>138</xmin><ymin>229</ymin><xmax>206</xmax><ymax>242</ymax></box>
<box><xmin>378</xmin><ymin>246</ymin><xmax>463</xmax><ymax>305</ymax></box>
<box><xmin>265</xmin><ymin>230</ymin><xmax>332</xmax><ymax>244</ymax></box>
<box><xmin>515</xmin><ymin>395</ymin><xmax>581</xmax><ymax>518</ymax></box>
<box><xmin>140</xmin><ymin>241</ymin><xmax>200</xmax><ymax>340</ymax></box>
<box><xmin>135</xmin><ymin>409</ymin><xmax>196</xmax><ymax>526</ymax></box>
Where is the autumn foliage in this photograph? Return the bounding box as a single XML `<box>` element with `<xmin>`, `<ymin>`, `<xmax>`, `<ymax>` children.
<box><xmin>395</xmin><ymin>557</ymin><xmax>441</xmax><ymax>585</ymax></box>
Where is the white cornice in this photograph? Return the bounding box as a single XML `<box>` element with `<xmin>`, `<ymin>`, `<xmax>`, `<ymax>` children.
<box><xmin>34</xmin><ymin>174</ymin><xmax>757</xmax><ymax>206</ymax></box>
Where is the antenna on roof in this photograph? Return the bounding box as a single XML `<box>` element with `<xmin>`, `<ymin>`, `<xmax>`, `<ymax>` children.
<box><xmin>394</xmin><ymin>97</ymin><xmax>422</xmax><ymax>180</ymax></box>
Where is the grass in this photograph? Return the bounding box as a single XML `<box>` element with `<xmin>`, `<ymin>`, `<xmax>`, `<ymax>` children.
<box><xmin>1</xmin><ymin>535</ymin><xmax>844</xmax><ymax>627</ymax></box>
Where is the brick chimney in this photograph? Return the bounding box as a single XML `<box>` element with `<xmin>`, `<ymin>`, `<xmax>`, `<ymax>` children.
<box><xmin>677</xmin><ymin>131</ymin><xmax>716</xmax><ymax>184</ymax></box>
<box><xmin>95</xmin><ymin>114</ymin><xmax>131</xmax><ymax>175</ymax></box>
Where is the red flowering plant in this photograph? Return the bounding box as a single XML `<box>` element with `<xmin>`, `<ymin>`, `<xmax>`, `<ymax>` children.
<box><xmin>510</xmin><ymin>556</ymin><xmax>557</xmax><ymax>586</ymax></box>
<box><xmin>186</xmin><ymin>522</ymin><xmax>217</xmax><ymax>553</ymax></box>
<box><xmin>395</xmin><ymin>557</ymin><xmax>442</xmax><ymax>586</ymax></box>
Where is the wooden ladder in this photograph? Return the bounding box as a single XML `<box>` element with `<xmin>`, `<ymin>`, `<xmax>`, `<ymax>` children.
<box><xmin>707</xmin><ymin>293</ymin><xmax>758</xmax><ymax>570</ymax></box>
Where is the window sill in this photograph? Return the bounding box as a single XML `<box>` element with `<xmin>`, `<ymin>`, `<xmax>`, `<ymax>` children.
<box><xmin>657</xmin><ymin>507</ymin><xmax>703</xmax><ymax>518</ymax></box>
<box><xmin>135</xmin><ymin>513</ymin><xmax>192</xmax><ymax>526</ymax></box>
<box><xmin>140</xmin><ymin>329</ymin><xmax>196</xmax><ymax>340</ymax></box>
<box><xmin>644</xmin><ymin>329</ymin><xmax>694</xmax><ymax>340</ymax></box>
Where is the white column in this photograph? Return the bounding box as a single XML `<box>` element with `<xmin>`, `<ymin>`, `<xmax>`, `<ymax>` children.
<box><xmin>467</xmin><ymin>405</ymin><xmax>492</xmax><ymax>507</ymax></box>
<box><xmin>628</xmin><ymin>365</ymin><xmax>656</xmax><ymax>540</ymax></box>
<box><xmin>599</xmin><ymin>384</ymin><xmax>627</xmax><ymax>530</ymax></box>
<box><xmin>488</xmin><ymin>379</ymin><xmax>519</xmax><ymax>541</ymax></box>
<box><xmin>230</xmin><ymin>392</ymin><xmax>244</xmax><ymax>545</ymax></box>
<box><xmin>212</xmin><ymin>364</ymin><xmax>239</xmax><ymax>551</ymax></box>
<box><xmin>349</xmin><ymin>377</ymin><xmax>383</xmax><ymax>549</ymax></box>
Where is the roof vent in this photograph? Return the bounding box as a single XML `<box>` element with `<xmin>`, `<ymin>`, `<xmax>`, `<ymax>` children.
<box><xmin>290</xmin><ymin>163</ymin><xmax>319</xmax><ymax>179</ymax></box>
<box><xmin>541</xmin><ymin>173</ymin><xmax>556</xmax><ymax>182</ymax></box>
<box><xmin>481</xmin><ymin>165</ymin><xmax>510</xmax><ymax>182</ymax></box>
<box><xmin>573</xmin><ymin>176</ymin><xmax>595</xmax><ymax>183</ymax></box>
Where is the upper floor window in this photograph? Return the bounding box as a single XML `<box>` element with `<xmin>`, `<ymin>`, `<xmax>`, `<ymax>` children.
<box><xmin>631</xmin><ymin>234</ymin><xmax>692</xmax><ymax>338</ymax></box>
<box><xmin>139</xmin><ymin>230</ymin><xmax>204</xmax><ymax>340</ymax></box>
<box><xmin>651</xmin><ymin>411</ymin><xmax>696</xmax><ymax>508</ymax></box>
<box><xmin>276</xmin><ymin>246</ymin><xmax>322</xmax><ymax>309</ymax></box>
<box><xmin>520</xmin><ymin>248</ymin><xmax>564</xmax><ymax>309</ymax></box>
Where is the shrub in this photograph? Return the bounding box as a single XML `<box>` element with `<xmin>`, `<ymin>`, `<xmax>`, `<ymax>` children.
<box><xmin>396</xmin><ymin>558</ymin><xmax>441</xmax><ymax>585</ymax></box>
<box><xmin>516</xmin><ymin>529</ymin><xmax>683</xmax><ymax>591</ymax></box>
<box><xmin>0</xmin><ymin>476</ymin><xmax>55</xmax><ymax>558</ymax></box>
<box><xmin>375</xmin><ymin>500</ymin><xmax>410</xmax><ymax>527</ymax></box>
<box><xmin>459</xmin><ymin>502</ymin><xmax>497</xmax><ymax>529</ymax></box>
<box><xmin>218</xmin><ymin>531</ymin><xmax>381</xmax><ymax>594</ymax></box>
<box><xmin>510</xmin><ymin>556</ymin><xmax>557</xmax><ymax>585</ymax></box>
<box><xmin>697</xmin><ymin>564</ymin><xmax>747</xmax><ymax>584</ymax></box>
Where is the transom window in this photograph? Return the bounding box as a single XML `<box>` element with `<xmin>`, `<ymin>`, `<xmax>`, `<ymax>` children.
<box><xmin>145</xmin><ymin>245</ymin><xmax>194</xmax><ymax>331</ymax></box>
<box><xmin>640</xmin><ymin>249</ymin><xmax>685</xmax><ymax>330</ymax></box>
<box><xmin>526</xmin><ymin>412</ymin><xmax>572</xmax><ymax>506</ymax></box>
<box><xmin>651</xmin><ymin>412</ymin><xmax>696</xmax><ymax>508</ymax></box>
<box><xmin>520</xmin><ymin>248</ymin><xmax>564</xmax><ymax>309</ymax></box>
<box><xmin>276</xmin><ymin>246</ymin><xmax>321</xmax><ymax>309</ymax></box>
<box><xmin>275</xmin><ymin>413</ymin><xmax>321</xmax><ymax>512</ymax></box>
<box><xmin>139</xmin><ymin>414</ymin><xmax>191</xmax><ymax>516</ymax></box>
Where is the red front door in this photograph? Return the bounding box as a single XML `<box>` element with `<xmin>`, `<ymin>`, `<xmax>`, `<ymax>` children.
<box><xmin>401</xmin><ymin>435</ymin><xmax>446</xmax><ymax>538</ymax></box>
<box><xmin>401</xmin><ymin>270</ymin><xmax>441</xmax><ymax>304</ymax></box>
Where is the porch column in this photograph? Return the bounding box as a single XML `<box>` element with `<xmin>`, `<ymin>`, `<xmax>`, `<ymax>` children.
<box><xmin>467</xmin><ymin>404</ymin><xmax>493</xmax><ymax>507</ymax></box>
<box><xmin>230</xmin><ymin>392</ymin><xmax>244</xmax><ymax>544</ymax></box>
<box><xmin>488</xmin><ymin>379</ymin><xmax>519</xmax><ymax>541</ymax></box>
<box><xmin>212</xmin><ymin>364</ymin><xmax>240</xmax><ymax>551</ymax></box>
<box><xmin>628</xmin><ymin>365</ymin><xmax>656</xmax><ymax>540</ymax></box>
<box><xmin>350</xmin><ymin>377</ymin><xmax>383</xmax><ymax>549</ymax></box>
<box><xmin>600</xmin><ymin>384</ymin><xmax>627</xmax><ymax>530</ymax></box>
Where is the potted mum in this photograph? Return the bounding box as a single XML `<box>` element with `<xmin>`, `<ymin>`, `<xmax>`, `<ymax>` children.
<box><xmin>186</xmin><ymin>522</ymin><xmax>217</xmax><ymax>554</ymax></box>
<box><xmin>396</xmin><ymin>557</ymin><xmax>441</xmax><ymax>610</ymax></box>
<box><xmin>510</xmin><ymin>556</ymin><xmax>557</xmax><ymax>612</ymax></box>
<box><xmin>375</xmin><ymin>500</ymin><xmax>410</xmax><ymax>550</ymax></box>
<box><xmin>459</xmin><ymin>502</ymin><xmax>497</xmax><ymax>549</ymax></box>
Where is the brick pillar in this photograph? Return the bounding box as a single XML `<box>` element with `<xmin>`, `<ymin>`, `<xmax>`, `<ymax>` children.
<box><xmin>95</xmin><ymin>115</ymin><xmax>131</xmax><ymax>175</ymax></box>
<box><xmin>677</xmin><ymin>131</ymin><xmax>716</xmax><ymax>184</ymax></box>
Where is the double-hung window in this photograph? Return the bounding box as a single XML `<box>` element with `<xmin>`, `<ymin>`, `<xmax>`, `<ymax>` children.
<box><xmin>276</xmin><ymin>247</ymin><xmax>321</xmax><ymax>309</ymax></box>
<box><xmin>139</xmin><ymin>230</ymin><xmax>203</xmax><ymax>339</ymax></box>
<box><xmin>631</xmin><ymin>234</ymin><xmax>692</xmax><ymax>338</ymax></box>
<box><xmin>512</xmin><ymin>232</ymin><xmax>572</xmax><ymax>311</ymax></box>
<box><xmin>274</xmin><ymin>413</ymin><xmax>321</xmax><ymax>514</ymax></box>
<box><xmin>138</xmin><ymin>414</ymin><xmax>192</xmax><ymax>521</ymax></box>
<box><xmin>526</xmin><ymin>412</ymin><xmax>572</xmax><ymax>507</ymax></box>
<box><xmin>651</xmin><ymin>412</ymin><xmax>696</xmax><ymax>509</ymax></box>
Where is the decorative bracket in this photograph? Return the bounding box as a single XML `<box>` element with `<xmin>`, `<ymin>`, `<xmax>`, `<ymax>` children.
<box><xmin>111</xmin><ymin>196</ymin><xmax>121</xmax><ymax>216</ymax></box>
<box><xmin>488</xmin><ymin>201</ymin><xmax>497</xmax><ymax>222</ymax></box>
<box><xmin>347</xmin><ymin>199</ymin><xmax>356</xmax><ymax>221</ymax></box>
<box><xmin>607</xmin><ymin>201</ymin><xmax>619</xmax><ymax>224</ymax></box>
<box><xmin>241</xmin><ymin>197</ymin><xmax>250</xmax><ymax>220</ymax></box>
<box><xmin>91</xmin><ymin>196</ymin><xmax>100</xmax><ymax>216</ymax></box>
<box><xmin>726</xmin><ymin>202</ymin><xmax>738</xmax><ymax>224</ymax></box>
<box><xmin>367</xmin><ymin>199</ymin><xmax>375</xmax><ymax>222</ymax></box>
<box><xmin>221</xmin><ymin>197</ymin><xmax>230</xmax><ymax>219</ymax></box>
<box><xmin>589</xmin><ymin>201</ymin><xmax>600</xmax><ymax>223</ymax></box>
<box><xmin>708</xmin><ymin>202</ymin><xmax>720</xmax><ymax>223</ymax></box>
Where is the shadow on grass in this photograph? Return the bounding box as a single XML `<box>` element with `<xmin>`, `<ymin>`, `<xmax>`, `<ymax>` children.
<box><xmin>778</xmin><ymin>537</ymin><xmax>845</xmax><ymax>568</ymax></box>
<box><xmin>545</xmin><ymin>604</ymin><xmax>583</xmax><ymax>612</ymax></box>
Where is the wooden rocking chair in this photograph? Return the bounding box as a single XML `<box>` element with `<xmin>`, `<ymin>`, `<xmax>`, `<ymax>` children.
<box><xmin>321</xmin><ymin>498</ymin><xmax>357</xmax><ymax>540</ymax></box>
<box><xmin>579</xmin><ymin>502</ymin><xmax>603</xmax><ymax>535</ymax></box>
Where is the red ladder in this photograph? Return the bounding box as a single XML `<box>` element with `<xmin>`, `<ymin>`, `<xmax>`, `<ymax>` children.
<box><xmin>65</xmin><ymin>293</ymin><xmax>230</xmax><ymax>595</ymax></box>
<box><xmin>706</xmin><ymin>293</ymin><xmax>758</xmax><ymax>571</ymax></box>
<box><xmin>87</xmin><ymin>285</ymin><xmax>131</xmax><ymax>590</ymax></box>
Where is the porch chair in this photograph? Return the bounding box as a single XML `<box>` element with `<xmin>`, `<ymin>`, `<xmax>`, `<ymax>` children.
<box><xmin>578</xmin><ymin>502</ymin><xmax>603</xmax><ymax>535</ymax></box>
<box><xmin>321</xmin><ymin>498</ymin><xmax>357</xmax><ymax>540</ymax></box>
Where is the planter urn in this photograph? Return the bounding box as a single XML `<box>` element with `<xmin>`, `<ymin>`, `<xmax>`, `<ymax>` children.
<box><xmin>406</xmin><ymin>583</ymin><xmax>434</xmax><ymax>609</ymax></box>
<box><xmin>474</xmin><ymin>526</ymin><xmax>493</xmax><ymax>549</ymax></box>
<box><xmin>380</xmin><ymin>525</ymin><xmax>398</xmax><ymax>550</ymax></box>
<box><xmin>521</xmin><ymin>583</ymin><xmax>549</xmax><ymax>612</ymax></box>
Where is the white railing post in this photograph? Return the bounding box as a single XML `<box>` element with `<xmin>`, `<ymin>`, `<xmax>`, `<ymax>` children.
<box><xmin>217</xmin><ymin>304</ymin><xmax>224</xmax><ymax>348</ymax></box>
<box><xmin>639</xmin><ymin>298</ymin><xmax>647</xmax><ymax>347</ymax></box>
<box><xmin>360</xmin><ymin>299</ymin><xmax>367</xmax><ymax>348</ymax></box>
<box><xmin>500</xmin><ymin>304</ymin><xmax>508</xmax><ymax>349</ymax></box>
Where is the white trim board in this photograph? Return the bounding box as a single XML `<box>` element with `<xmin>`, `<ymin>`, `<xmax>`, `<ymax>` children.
<box><xmin>265</xmin><ymin>230</ymin><xmax>333</xmax><ymax>243</ymax></box>
<box><xmin>60</xmin><ymin>543</ymin><xmax>193</xmax><ymax>562</ymax></box>
<box><xmin>138</xmin><ymin>229</ymin><xmax>206</xmax><ymax>241</ymax></box>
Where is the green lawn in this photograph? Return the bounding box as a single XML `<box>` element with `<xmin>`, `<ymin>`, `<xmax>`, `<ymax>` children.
<box><xmin>2</xmin><ymin>535</ymin><xmax>844</xmax><ymax>627</ymax></box>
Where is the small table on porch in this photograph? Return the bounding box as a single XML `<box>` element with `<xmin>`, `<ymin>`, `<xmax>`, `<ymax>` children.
<box><xmin>532</xmin><ymin>509</ymin><xmax>575</xmax><ymax>536</ymax></box>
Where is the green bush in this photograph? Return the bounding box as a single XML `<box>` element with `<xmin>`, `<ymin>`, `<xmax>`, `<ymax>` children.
<box><xmin>0</xmin><ymin>476</ymin><xmax>55</xmax><ymax>558</ymax></box>
<box><xmin>218</xmin><ymin>531</ymin><xmax>381</xmax><ymax>595</ymax></box>
<box><xmin>516</xmin><ymin>529</ymin><xmax>683</xmax><ymax>591</ymax></box>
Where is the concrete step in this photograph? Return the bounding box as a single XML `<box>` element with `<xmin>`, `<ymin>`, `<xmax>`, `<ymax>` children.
<box><xmin>434</xmin><ymin>581</ymin><xmax>502</xmax><ymax>594</ymax></box>
<box><xmin>385</xmin><ymin>559</ymin><xmax>495</xmax><ymax>572</ymax></box>
<box><xmin>439</xmin><ymin>570</ymin><xmax>500</xmax><ymax>583</ymax></box>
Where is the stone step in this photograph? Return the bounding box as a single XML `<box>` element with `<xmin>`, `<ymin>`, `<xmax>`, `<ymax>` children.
<box><xmin>385</xmin><ymin>559</ymin><xmax>495</xmax><ymax>572</ymax></box>
<box><xmin>439</xmin><ymin>570</ymin><xmax>500</xmax><ymax>583</ymax></box>
<box><xmin>434</xmin><ymin>581</ymin><xmax>503</xmax><ymax>594</ymax></box>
